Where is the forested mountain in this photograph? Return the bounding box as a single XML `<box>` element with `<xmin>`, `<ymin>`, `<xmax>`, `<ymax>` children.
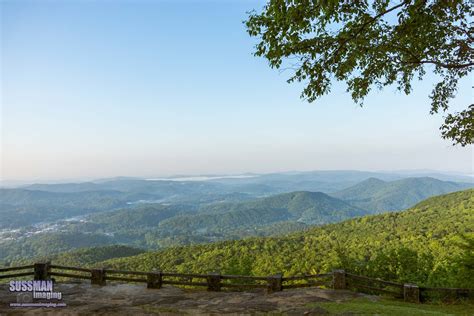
<box><xmin>0</xmin><ymin>192</ymin><xmax>363</xmax><ymax>262</ymax></box>
<box><xmin>331</xmin><ymin>177</ymin><xmax>473</xmax><ymax>212</ymax></box>
<box><xmin>159</xmin><ymin>191</ymin><xmax>366</xmax><ymax>236</ymax></box>
<box><xmin>94</xmin><ymin>189</ymin><xmax>474</xmax><ymax>288</ymax></box>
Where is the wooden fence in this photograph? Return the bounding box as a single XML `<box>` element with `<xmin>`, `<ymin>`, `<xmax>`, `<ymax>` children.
<box><xmin>1</xmin><ymin>263</ymin><xmax>472</xmax><ymax>303</ymax></box>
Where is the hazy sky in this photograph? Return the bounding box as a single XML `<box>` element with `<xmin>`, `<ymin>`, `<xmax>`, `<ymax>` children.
<box><xmin>1</xmin><ymin>0</ymin><xmax>473</xmax><ymax>181</ymax></box>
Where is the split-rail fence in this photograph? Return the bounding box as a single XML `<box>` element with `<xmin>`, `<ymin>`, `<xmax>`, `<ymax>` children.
<box><xmin>1</xmin><ymin>263</ymin><xmax>472</xmax><ymax>303</ymax></box>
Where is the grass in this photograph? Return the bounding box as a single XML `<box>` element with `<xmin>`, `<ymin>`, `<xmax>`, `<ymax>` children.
<box><xmin>307</xmin><ymin>297</ymin><xmax>474</xmax><ymax>315</ymax></box>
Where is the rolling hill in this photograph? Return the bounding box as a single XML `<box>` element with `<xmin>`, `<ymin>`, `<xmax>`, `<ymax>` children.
<box><xmin>331</xmin><ymin>177</ymin><xmax>473</xmax><ymax>212</ymax></box>
<box><xmin>157</xmin><ymin>191</ymin><xmax>367</xmax><ymax>235</ymax></box>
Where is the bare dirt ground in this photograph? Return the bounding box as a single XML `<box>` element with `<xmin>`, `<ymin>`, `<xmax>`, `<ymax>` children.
<box><xmin>0</xmin><ymin>281</ymin><xmax>376</xmax><ymax>315</ymax></box>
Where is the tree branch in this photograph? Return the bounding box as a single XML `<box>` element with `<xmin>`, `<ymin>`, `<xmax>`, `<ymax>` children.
<box><xmin>329</xmin><ymin>1</ymin><xmax>407</xmax><ymax>63</ymax></box>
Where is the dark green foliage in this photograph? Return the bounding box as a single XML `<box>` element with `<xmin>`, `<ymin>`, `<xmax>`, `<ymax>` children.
<box><xmin>440</xmin><ymin>104</ymin><xmax>474</xmax><ymax>147</ymax></box>
<box><xmin>246</xmin><ymin>1</ymin><xmax>473</xmax><ymax>146</ymax></box>
<box><xmin>101</xmin><ymin>189</ymin><xmax>474</xmax><ymax>288</ymax></box>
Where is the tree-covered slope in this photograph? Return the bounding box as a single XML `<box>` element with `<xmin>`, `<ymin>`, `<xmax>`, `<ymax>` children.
<box><xmin>101</xmin><ymin>189</ymin><xmax>474</xmax><ymax>288</ymax></box>
<box><xmin>331</xmin><ymin>177</ymin><xmax>473</xmax><ymax>212</ymax></box>
<box><xmin>158</xmin><ymin>191</ymin><xmax>367</xmax><ymax>235</ymax></box>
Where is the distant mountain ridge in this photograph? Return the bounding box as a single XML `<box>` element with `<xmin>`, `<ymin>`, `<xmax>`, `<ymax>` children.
<box><xmin>331</xmin><ymin>176</ymin><xmax>473</xmax><ymax>212</ymax></box>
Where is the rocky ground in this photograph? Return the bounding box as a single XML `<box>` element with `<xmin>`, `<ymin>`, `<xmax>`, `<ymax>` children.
<box><xmin>0</xmin><ymin>281</ymin><xmax>376</xmax><ymax>315</ymax></box>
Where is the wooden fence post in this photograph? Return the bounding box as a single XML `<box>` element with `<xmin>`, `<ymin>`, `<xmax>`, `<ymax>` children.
<box><xmin>34</xmin><ymin>262</ymin><xmax>50</xmax><ymax>281</ymax></box>
<box><xmin>332</xmin><ymin>270</ymin><xmax>346</xmax><ymax>290</ymax></box>
<box><xmin>91</xmin><ymin>268</ymin><xmax>106</xmax><ymax>286</ymax></box>
<box><xmin>267</xmin><ymin>273</ymin><xmax>283</xmax><ymax>293</ymax></box>
<box><xmin>404</xmin><ymin>284</ymin><xmax>420</xmax><ymax>303</ymax></box>
<box><xmin>147</xmin><ymin>271</ymin><xmax>162</xmax><ymax>289</ymax></box>
<box><xmin>207</xmin><ymin>273</ymin><xmax>221</xmax><ymax>291</ymax></box>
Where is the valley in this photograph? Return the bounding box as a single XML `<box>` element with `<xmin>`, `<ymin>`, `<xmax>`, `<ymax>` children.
<box><xmin>1</xmin><ymin>171</ymin><xmax>472</xmax><ymax>291</ymax></box>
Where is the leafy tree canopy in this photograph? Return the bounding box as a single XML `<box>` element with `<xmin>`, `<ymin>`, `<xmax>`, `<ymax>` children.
<box><xmin>246</xmin><ymin>0</ymin><xmax>473</xmax><ymax>146</ymax></box>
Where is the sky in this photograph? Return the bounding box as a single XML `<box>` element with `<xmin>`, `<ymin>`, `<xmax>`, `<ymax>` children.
<box><xmin>1</xmin><ymin>0</ymin><xmax>473</xmax><ymax>182</ymax></box>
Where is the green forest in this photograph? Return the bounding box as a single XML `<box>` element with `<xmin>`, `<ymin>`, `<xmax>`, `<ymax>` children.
<box><xmin>2</xmin><ymin>176</ymin><xmax>471</xmax><ymax>263</ymax></box>
<box><xmin>37</xmin><ymin>189</ymin><xmax>473</xmax><ymax>289</ymax></box>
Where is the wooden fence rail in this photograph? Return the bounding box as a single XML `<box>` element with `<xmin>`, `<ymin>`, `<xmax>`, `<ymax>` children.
<box><xmin>0</xmin><ymin>265</ymin><xmax>35</xmax><ymax>273</ymax></box>
<box><xmin>0</xmin><ymin>262</ymin><xmax>472</xmax><ymax>303</ymax></box>
<box><xmin>345</xmin><ymin>272</ymin><xmax>404</xmax><ymax>298</ymax></box>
